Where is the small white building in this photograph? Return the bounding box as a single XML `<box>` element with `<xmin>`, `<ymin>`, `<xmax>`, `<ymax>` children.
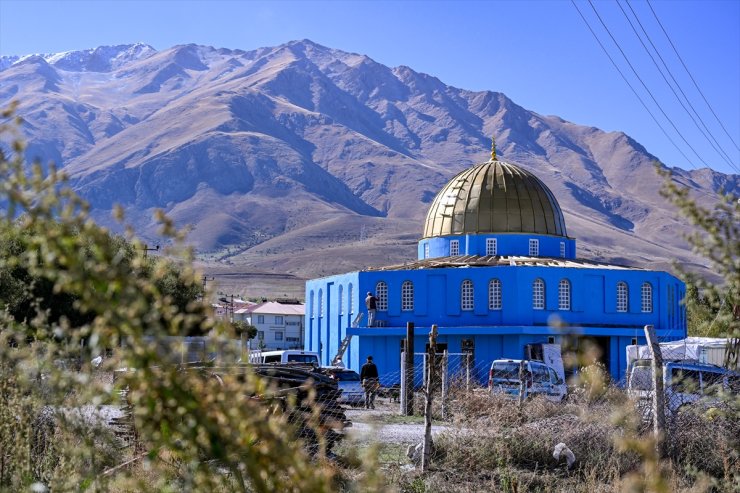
<box><xmin>235</xmin><ymin>301</ymin><xmax>305</xmax><ymax>350</ymax></box>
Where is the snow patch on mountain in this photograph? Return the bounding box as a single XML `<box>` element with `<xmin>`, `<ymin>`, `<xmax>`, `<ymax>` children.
<box><xmin>0</xmin><ymin>43</ymin><xmax>156</xmax><ymax>73</ymax></box>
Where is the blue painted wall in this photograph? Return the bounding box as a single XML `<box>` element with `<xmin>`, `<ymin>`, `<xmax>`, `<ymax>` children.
<box><xmin>305</xmin><ymin>264</ymin><xmax>686</xmax><ymax>382</ymax></box>
<box><xmin>418</xmin><ymin>233</ymin><xmax>577</xmax><ymax>260</ymax></box>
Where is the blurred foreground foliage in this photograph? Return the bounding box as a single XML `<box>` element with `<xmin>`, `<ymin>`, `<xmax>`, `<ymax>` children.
<box><xmin>658</xmin><ymin>166</ymin><xmax>739</xmax><ymax>339</ymax></box>
<box><xmin>0</xmin><ymin>107</ymin><xmax>370</xmax><ymax>491</ymax></box>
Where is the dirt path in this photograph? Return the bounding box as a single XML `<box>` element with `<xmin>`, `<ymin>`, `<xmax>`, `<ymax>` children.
<box><xmin>343</xmin><ymin>400</ymin><xmax>453</xmax><ymax>445</ymax></box>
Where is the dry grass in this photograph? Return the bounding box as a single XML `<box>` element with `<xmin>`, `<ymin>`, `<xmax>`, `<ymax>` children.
<box><xmin>383</xmin><ymin>386</ymin><xmax>739</xmax><ymax>493</ymax></box>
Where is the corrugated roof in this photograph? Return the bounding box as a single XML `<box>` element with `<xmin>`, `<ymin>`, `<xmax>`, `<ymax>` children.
<box><xmin>364</xmin><ymin>255</ymin><xmax>638</xmax><ymax>272</ymax></box>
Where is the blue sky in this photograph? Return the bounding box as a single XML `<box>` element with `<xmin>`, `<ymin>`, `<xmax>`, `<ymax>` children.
<box><xmin>1</xmin><ymin>0</ymin><xmax>738</xmax><ymax>174</ymax></box>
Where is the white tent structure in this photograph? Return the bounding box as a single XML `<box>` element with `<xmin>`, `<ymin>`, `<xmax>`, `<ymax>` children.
<box><xmin>626</xmin><ymin>337</ymin><xmax>731</xmax><ymax>370</ymax></box>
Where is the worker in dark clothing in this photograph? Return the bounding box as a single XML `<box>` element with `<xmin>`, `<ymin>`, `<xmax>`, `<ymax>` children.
<box><xmin>365</xmin><ymin>292</ymin><xmax>378</xmax><ymax>327</ymax></box>
<box><xmin>360</xmin><ymin>355</ymin><xmax>379</xmax><ymax>409</ymax></box>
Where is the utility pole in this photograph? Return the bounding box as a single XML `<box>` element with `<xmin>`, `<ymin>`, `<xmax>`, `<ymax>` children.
<box><xmin>200</xmin><ymin>275</ymin><xmax>215</xmax><ymax>301</ymax></box>
<box><xmin>218</xmin><ymin>295</ymin><xmax>235</xmax><ymax>322</ymax></box>
<box><xmin>142</xmin><ymin>244</ymin><xmax>159</xmax><ymax>258</ymax></box>
<box><xmin>201</xmin><ymin>274</ymin><xmax>214</xmax><ymax>291</ymax></box>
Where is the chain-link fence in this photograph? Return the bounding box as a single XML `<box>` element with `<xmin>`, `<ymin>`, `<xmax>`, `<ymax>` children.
<box><xmin>629</xmin><ymin>360</ymin><xmax>739</xmax><ymax>433</ymax></box>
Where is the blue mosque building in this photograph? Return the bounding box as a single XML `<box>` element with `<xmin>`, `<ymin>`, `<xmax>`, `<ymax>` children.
<box><xmin>304</xmin><ymin>148</ymin><xmax>686</xmax><ymax>383</ymax></box>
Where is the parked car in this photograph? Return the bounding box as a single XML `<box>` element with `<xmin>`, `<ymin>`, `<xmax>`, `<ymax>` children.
<box><xmin>248</xmin><ymin>350</ymin><xmax>320</xmax><ymax>366</ymax></box>
<box><xmin>488</xmin><ymin>359</ymin><xmax>567</xmax><ymax>402</ymax></box>
<box><xmin>627</xmin><ymin>360</ymin><xmax>739</xmax><ymax>416</ymax></box>
<box><xmin>320</xmin><ymin>367</ymin><xmax>365</xmax><ymax>406</ymax></box>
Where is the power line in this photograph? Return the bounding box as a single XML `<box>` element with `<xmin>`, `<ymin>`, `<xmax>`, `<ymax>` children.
<box><xmin>646</xmin><ymin>0</ymin><xmax>740</xmax><ymax>155</ymax></box>
<box><xmin>586</xmin><ymin>0</ymin><xmax>712</xmax><ymax>169</ymax></box>
<box><xmin>621</xmin><ymin>0</ymin><xmax>739</xmax><ymax>173</ymax></box>
<box><xmin>616</xmin><ymin>0</ymin><xmax>740</xmax><ymax>172</ymax></box>
<box><xmin>570</xmin><ymin>0</ymin><xmax>696</xmax><ymax>169</ymax></box>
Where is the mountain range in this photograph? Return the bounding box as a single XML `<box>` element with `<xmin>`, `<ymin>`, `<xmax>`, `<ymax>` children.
<box><xmin>1</xmin><ymin>40</ymin><xmax>736</xmax><ymax>289</ymax></box>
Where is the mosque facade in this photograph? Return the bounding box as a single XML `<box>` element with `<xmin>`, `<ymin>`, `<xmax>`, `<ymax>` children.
<box><xmin>304</xmin><ymin>150</ymin><xmax>686</xmax><ymax>383</ymax></box>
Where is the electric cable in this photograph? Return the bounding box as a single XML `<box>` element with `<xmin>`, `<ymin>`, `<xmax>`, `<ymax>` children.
<box><xmin>647</xmin><ymin>0</ymin><xmax>740</xmax><ymax>154</ymax></box>
<box><xmin>621</xmin><ymin>0</ymin><xmax>739</xmax><ymax>173</ymax></box>
<box><xmin>587</xmin><ymin>0</ymin><xmax>712</xmax><ymax>169</ymax></box>
<box><xmin>570</xmin><ymin>0</ymin><xmax>696</xmax><ymax>169</ymax></box>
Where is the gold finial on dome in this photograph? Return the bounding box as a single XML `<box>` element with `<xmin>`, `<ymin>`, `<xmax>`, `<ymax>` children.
<box><xmin>491</xmin><ymin>135</ymin><xmax>497</xmax><ymax>161</ymax></box>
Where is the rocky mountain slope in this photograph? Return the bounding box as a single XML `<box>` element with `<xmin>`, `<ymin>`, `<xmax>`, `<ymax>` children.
<box><xmin>1</xmin><ymin>40</ymin><xmax>736</xmax><ymax>283</ymax></box>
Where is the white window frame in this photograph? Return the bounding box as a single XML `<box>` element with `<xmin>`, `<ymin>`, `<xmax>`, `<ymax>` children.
<box><xmin>318</xmin><ymin>289</ymin><xmax>323</xmax><ymax>317</ymax></box>
<box><xmin>339</xmin><ymin>285</ymin><xmax>344</xmax><ymax>315</ymax></box>
<box><xmin>461</xmin><ymin>280</ymin><xmax>474</xmax><ymax>311</ymax></box>
<box><xmin>489</xmin><ymin>279</ymin><xmax>502</xmax><ymax>310</ymax></box>
<box><xmin>486</xmin><ymin>238</ymin><xmax>497</xmax><ymax>256</ymax></box>
<box><xmin>257</xmin><ymin>315</ymin><xmax>265</xmax><ymax>324</ymax></box>
<box><xmin>558</xmin><ymin>279</ymin><xmax>571</xmax><ymax>311</ymax></box>
<box><xmin>617</xmin><ymin>282</ymin><xmax>629</xmax><ymax>313</ymax></box>
<box><xmin>450</xmin><ymin>239</ymin><xmax>460</xmax><ymax>256</ymax></box>
<box><xmin>275</xmin><ymin>315</ymin><xmax>284</xmax><ymax>325</ymax></box>
<box><xmin>560</xmin><ymin>241</ymin><xmax>565</xmax><ymax>258</ymax></box>
<box><xmin>529</xmin><ymin>239</ymin><xmax>539</xmax><ymax>257</ymax></box>
<box><xmin>401</xmin><ymin>280</ymin><xmax>414</xmax><ymax>311</ymax></box>
<box><xmin>533</xmin><ymin>279</ymin><xmax>545</xmax><ymax>310</ymax></box>
<box><xmin>376</xmin><ymin>281</ymin><xmax>388</xmax><ymax>311</ymax></box>
<box><xmin>641</xmin><ymin>282</ymin><xmax>653</xmax><ymax>313</ymax></box>
<box><xmin>348</xmin><ymin>283</ymin><xmax>353</xmax><ymax>315</ymax></box>
<box><xmin>274</xmin><ymin>331</ymin><xmax>283</xmax><ymax>341</ymax></box>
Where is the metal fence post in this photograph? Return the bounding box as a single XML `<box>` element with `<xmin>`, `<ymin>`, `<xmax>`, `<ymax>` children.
<box><xmin>422</xmin><ymin>324</ymin><xmax>438</xmax><ymax>472</ymax></box>
<box><xmin>644</xmin><ymin>324</ymin><xmax>666</xmax><ymax>458</ymax></box>
<box><xmin>404</xmin><ymin>322</ymin><xmax>415</xmax><ymax>416</ymax></box>
<box><xmin>400</xmin><ymin>350</ymin><xmax>406</xmax><ymax>414</ymax></box>
<box><xmin>466</xmin><ymin>353</ymin><xmax>471</xmax><ymax>392</ymax></box>
<box><xmin>441</xmin><ymin>349</ymin><xmax>448</xmax><ymax>419</ymax></box>
<box><xmin>422</xmin><ymin>353</ymin><xmax>427</xmax><ymax>395</ymax></box>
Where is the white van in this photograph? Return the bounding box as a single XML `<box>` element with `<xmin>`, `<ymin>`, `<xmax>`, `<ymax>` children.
<box><xmin>248</xmin><ymin>350</ymin><xmax>320</xmax><ymax>366</ymax></box>
<box><xmin>488</xmin><ymin>359</ymin><xmax>567</xmax><ymax>402</ymax></box>
<box><xmin>627</xmin><ymin>360</ymin><xmax>739</xmax><ymax>416</ymax></box>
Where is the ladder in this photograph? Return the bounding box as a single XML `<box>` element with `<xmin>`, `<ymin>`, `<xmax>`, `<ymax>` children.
<box><xmin>332</xmin><ymin>335</ymin><xmax>354</xmax><ymax>366</ymax></box>
<box><xmin>331</xmin><ymin>313</ymin><xmax>363</xmax><ymax>365</ymax></box>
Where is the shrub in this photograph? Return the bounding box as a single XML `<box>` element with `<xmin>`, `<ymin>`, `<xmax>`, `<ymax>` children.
<box><xmin>0</xmin><ymin>107</ymin><xmax>378</xmax><ymax>491</ymax></box>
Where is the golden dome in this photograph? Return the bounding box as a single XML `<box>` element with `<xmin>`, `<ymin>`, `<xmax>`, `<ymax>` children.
<box><xmin>423</xmin><ymin>159</ymin><xmax>567</xmax><ymax>238</ymax></box>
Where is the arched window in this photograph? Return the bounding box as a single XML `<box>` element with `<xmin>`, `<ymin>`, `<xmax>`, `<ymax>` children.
<box><xmin>641</xmin><ymin>282</ymin><xmax>652</xmax><ymax>313</ymax></box>
<box><xmin>338</xmin><ymin>285</ymin><xmax>344</xmax><ymax>315</ymax></box>
<box><xmin>488</xmin><ymin>279</ymin><xmax>502</xmax><ymax>310</ymax></box>
<box><xmin>348</xmin><ymin>283</ymin><xmax>354</xmax><ymax>315</ymax></box>
<box><xmin>376</xmin><ymin>281</ymin><xmax>388</xmax><ymax>311</ymax></box>
<box><xmin>401</xmin><ymin>281</ymin><xmax>414</xmax><ymax>311</ymax></box>
<box><xmin>558</xmin><ymin>279</ymin><xmax>571</xmax><ymax>310</ymax></box>
<box><xmin>318</xmin><ymin>289</ymin><xmax>324</xmax><ymax>317</ymax></box>
<box><xmin>309</xmin><ymin>290</ymin><xmax>315</xmax><ymax>317</ymax></box>
<box><xmin>533</xmin><ymin>279</ymin><xmax>545</xmax><ymax>310</ymax></box>
<box><xmin>617</xmin><ymin>282</ymin><xmax>628</xmax><ymax>313</ymax></box>
<box><xmin>461</xmin><ymin>280</ymin><xmax>474</xmax><ymax>311</ymax></box>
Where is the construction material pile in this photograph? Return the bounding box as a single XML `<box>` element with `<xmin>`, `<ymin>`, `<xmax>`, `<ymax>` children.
<box><xmin>112</xmin><ymin>363</ymin><xmax>349</xmax><ymax>455</ymax></box>
<box><xmin>250</xmin><ymin>363</ymin><xmax>350</xmax><ymax>453</ymax></box>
